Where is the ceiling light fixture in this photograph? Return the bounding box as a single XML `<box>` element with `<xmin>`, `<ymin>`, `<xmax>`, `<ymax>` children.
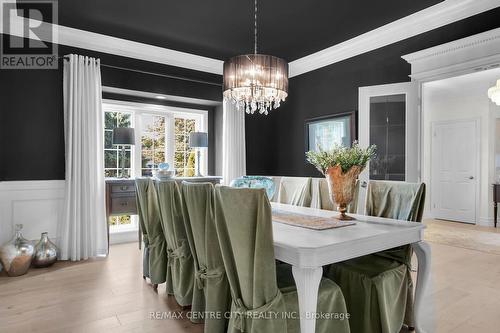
<box><xmin>488</xmin><ymin>79</ymin><xmax>500</xmax><ymax>106</ymax></box>
<box><xmin>223</xmin><ymin>0</ymin><xmax>288</xmax><ymax>115</ymax></box>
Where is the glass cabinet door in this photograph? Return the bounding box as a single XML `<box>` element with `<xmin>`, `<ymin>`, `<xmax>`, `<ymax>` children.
<box><xmin>369</xmin><ymin>94</ymin><xmax>406</xmax><ymax>181</ymax></box>
<box><xmin>357</xmin><ymin>82</ymin><xmax>419</xmax><ymax>213</ymax></box>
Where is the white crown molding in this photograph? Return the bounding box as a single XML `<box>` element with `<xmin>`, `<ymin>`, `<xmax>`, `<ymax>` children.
<box><xmin>402</xmin><ymin>27</ymin><xmax>500</xmax><ymax>81</ymax></box>
<box><xmin>402</xmin><ymin>28</ymin><xmax>500</xmax><ymax>63</ymax></box>
<box><xmin>288</xmin><ymin>0</ymin><xmax>500</xmax><ymax>78</ymax></box>
<box><xmin>1</xmin><ymin>15</ymin><xmax>223</xmax><ymax>75</ymax></box>
<box><xmin>58</xmin><ymin>25</ymin><xmax>224</xmax><ymax>75</ymax></box>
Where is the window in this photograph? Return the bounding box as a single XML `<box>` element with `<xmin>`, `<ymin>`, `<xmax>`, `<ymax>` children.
<box><xmin>174</xmin><ymin>117</ymin><xmax>198</xmax><ymax>176</ymax></box>
<box><xmin>103</xmin><ymin>110</ymin><xmax>135</xmax><ymax>229</ymax></box>
<box><xmin>104</xmin><ymin>111</ymin><xmax>133</xmax><ymax>178</ymax></box>
<box><xmin>108</xmin><ymin>215</ymin><xmax>132</xmax><ymax>227</ymax></box>
<box><xmin>141</xmin><ymin>114</ymin><xmax>166</xmax><ymax>176</ymax></box>
<box><xmin>102</xmin><ymin>101</ymin><xmax>208</xmax><ymax>232</ymax></box>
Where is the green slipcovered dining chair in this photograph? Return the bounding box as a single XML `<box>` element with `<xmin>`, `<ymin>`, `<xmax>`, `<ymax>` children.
<box><xmin>326</xmin><ymin>181</ymin><xmax>426</xmax><ymax>333</ymax></box>
<box><xmin>182</xmin><ymin>182</ymin><xmax>231</xmax><ymax>332</ymax></box>
<box><xmin>154</xmin><ymin>179</ymin><xmax>195</xmax><ymax>308</ymax></box>
<box><xmin>214</xmin><ymin>186</ymin><xmax>351</xmax><ymax>333</ymax></box>
<box><xmin>310</xmin><ymin>178</ymin><xmax>335</xmax><ymax>211</ymax></box>
<box><xmin>277</xmin><ymin>177</ymin><xmax>312</xmax><ymax>207</ymax></box>
<box><xmin>269</xmin><ymin>176</ymin><xmax>282</xmax><ymax>202</ymax></box>
<box><xmin>135</xmin><ymin>178</ymin><xmax>168</xmax><ymax>291</ymax></box>
<box><xmin>310</xmin><ymin>178</ymin><xmax>360</xmax><ymax>214</ymax></box>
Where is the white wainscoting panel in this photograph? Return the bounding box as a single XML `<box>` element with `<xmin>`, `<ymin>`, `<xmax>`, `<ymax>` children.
<box><xmin>0</xmin><ymin>181</ymin><xmax>65</xmax><ymax>245</ymax></box>
<box><xmin>0</xmin><ymin>180</ymin><xmax>139</xmax><ymax>248</ymax></box>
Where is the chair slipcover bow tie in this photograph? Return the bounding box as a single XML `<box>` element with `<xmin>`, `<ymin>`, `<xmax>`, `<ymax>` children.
<box><xmin>167</xmin><ymin>240</ymin><xmax>189</xmax><ymax>264</ymax></box>
<box><xmin>195</xmin><ymin>265</ymin><xmax>224</xmax><ymax>289</ymax></box>
<box><xmin>232</xmin><ymin>291</ymin><xmax>284</xmax><ymax>332</ymax></box>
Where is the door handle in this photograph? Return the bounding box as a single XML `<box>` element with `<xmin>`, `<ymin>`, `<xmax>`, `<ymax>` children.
<box><xmin>469</xmin><ymin>176</ymin><xmax>474</xmax><ymax>180</ymax></box>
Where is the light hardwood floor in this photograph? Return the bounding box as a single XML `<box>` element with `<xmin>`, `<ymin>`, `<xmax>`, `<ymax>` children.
<box><xmin>1</xmin><ymin>220</ymin><xmax>500</xmax><ymax>333</ymax></box>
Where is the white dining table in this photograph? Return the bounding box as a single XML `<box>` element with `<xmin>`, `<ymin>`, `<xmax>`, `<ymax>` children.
<box><xmin>271</xmin><ymin>202</ymin><xmax>431</xmax><ymax>333</ymax></box>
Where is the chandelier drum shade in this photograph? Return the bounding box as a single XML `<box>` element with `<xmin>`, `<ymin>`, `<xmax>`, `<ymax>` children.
<box><xmin>488</xmin><ymin>79</ymin><xmax>500</xmax><ymax>106</ymax></box>
<box><xmin>222</xmin><ymin>0</ymin><xmax>289</xmax><ymax>115</ymax></box>
<box><xmin>223</xmin><ymin>54</ymin><xmax>288</xmax><ymax>115</ymax></box>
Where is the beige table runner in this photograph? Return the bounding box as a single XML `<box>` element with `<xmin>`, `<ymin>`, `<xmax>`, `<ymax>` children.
<box><xmin>272</xmin><ymin>209</ymin><xmax>356</xmax><ymax>230</ymax></box>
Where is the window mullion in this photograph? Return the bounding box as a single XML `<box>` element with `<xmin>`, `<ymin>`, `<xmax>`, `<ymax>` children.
<box><xmin>166</xmin><ymin>113</ymin><xmax>175</xmax><ymax>171</ymax></box>
<box><xmin>133</xmin><ymin>112</ymin><xmax>142</xmax><ymax>178</ymax></box>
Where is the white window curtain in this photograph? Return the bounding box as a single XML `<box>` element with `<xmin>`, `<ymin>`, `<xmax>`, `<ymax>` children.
<box><xmin>222</xmin><ymin>100</ymin><xmax>246</xmax><ymax>184</ymax></box>
<box><xmin>59</xmin><ymin>54</ymin><xmax>107</xmax><ymax>261</ymax></box>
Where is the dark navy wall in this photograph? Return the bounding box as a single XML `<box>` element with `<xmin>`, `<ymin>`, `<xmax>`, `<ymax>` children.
<box><xmin>245</xmin><ymin>8</ymin><xmax>500</xmax><ymax>177</ymax></box>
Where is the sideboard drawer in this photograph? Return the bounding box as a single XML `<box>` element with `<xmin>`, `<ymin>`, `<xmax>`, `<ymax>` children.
<box><xmin>111</xmin><ymin>183</ymin><xmax>135</xmax><ymax>193</ymax></box>
<box><xmin>110</xmin><ymin>196</ymin><xmax>137</xmax><ymax>215</ymax></box>
<box><xmin>494</xmin><ymin>184</ymin><xmax>500</xmax><ymax>202</ymax></box>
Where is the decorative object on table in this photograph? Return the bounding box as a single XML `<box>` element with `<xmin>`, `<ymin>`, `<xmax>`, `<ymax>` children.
<box><xmin>152</xmin><ymin>162</ymin><xmax>174</xmax><ymax>180</ymax></box>
<box><xmin>32</xmin><ymin>232</ymin><xmax>58</xmax><ymax>268</ymax></box>
<box><xmin>488</xmin><ymin>79</ymin><xmax>500</xmax><ymax>105</ymax></box>
<box><xmin>0</xmin><ymin>224</ymin><xmax>34</xmax><ymax>277</ymax></box>
<box><xmin>112</xmin><ymin>127</ymin><xmax>135</xmax><ymax>178</ymax></box>
<box><xmin>230</xmin><ymin>175</ymin><xmax>276</xmax><ymax>199</ymax></box>
<box><xmin>223</xmin><ymin>0</ymin><xmax>288</xmax><ymax>115</ymax></box>
<box><xmin>306</xmin><ymin>142</ymin><xmax>376</xmax><ymax>220</ymax></box>
<box><xmin>272</xmin><ymin>209</ymin><xmax>356</xmax><ymax>230</ymax></box>
<box><xmin>305</xmin><ymin>111</ymin><xmax>356</xmax><ymax>152</ymax></box>
<box><xmin>188</xmin><ymin>132</ymin><xmax>208</xmax><ymax>177</ymax></box>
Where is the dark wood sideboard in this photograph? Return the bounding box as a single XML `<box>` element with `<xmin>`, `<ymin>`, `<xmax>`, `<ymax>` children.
<box><xmin>105</xmin><ymin>176</ymin><xmax>223</xmax><ymax>251</ymax></box>
<box><xmin>493</xmin><ymin>183</ymin><xmax>500</xmax><ymax>228</ymax></box>
<box><xmin>105</xmin><ymin>179</ymin><xmax>138</xmax><ymax>252</ymax></box>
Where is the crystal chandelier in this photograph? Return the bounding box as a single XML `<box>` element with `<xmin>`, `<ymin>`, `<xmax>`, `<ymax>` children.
<box><xmin>223</xmin><ymin>0</ymin><xmax>288</xmax><ymax>115</ymax></box>
<box><xmin>488</xmin><ymin>79</ymin><xmax>500</xmax><ymax>106</ymax></box>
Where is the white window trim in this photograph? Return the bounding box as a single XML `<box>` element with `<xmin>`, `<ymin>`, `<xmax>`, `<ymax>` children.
<box><xmin>103</xmin><ymin>99</ymin><xmax>209</xmax><ymax>177</ymax></box>
<box><xmin>102</xmin><ymin>99</ymin><xmax>209</xmax><ymax>233</ymax></box>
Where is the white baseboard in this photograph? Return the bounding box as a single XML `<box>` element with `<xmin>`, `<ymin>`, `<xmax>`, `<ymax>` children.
<box><xmin>478</xmin><ymin>217</ymin><xmax>495</xmax><ymax>227</ymax></box>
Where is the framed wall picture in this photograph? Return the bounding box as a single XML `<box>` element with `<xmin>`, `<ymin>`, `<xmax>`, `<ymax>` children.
<box><xmin>305</xmin><ymin>111</ymin><xmax>357</xmax><ymax>152</ymax></box>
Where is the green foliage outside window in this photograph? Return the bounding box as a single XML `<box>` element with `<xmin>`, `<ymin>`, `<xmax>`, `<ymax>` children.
<box><xmin>109</xmin><ymin>215</ymin><xmax>131</xmax><ymax>226</ymax></box>
<box><xmin>141</xmin><ymin>115</ymin><xmax>166</xmax><ymax>176</ymax></box>
<box><xmin>174</xmin><ymin>118</ymin><xmax>197</xmax><ymax>176</ymax></box>
<box><xmin>104</xmin><ymin>111</ymin><xmax>132</xmax><ymax>177</ymax></box>
<box><xmin>104</xmin><ymin>110</ymin><xmax>200</xmax><ymax>178</ymax></box>
<box><xmin>185</xmin><ymin>151</ymin><xmax>196</xmax><ymax>177</ymax></box>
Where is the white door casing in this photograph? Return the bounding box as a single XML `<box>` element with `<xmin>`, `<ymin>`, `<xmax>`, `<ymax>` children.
<box><xmin>430</xmin><ymin>119</ymin><xmax>479</xmax><ymax>224</ymax></box>
<box><xmin>358</xmin><ymin>82</ymin><xmax>419</xmax><ymax>213</ymax></box>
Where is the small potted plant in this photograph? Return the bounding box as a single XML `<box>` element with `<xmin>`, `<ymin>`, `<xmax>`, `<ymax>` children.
<box><xmin>306</xmin><ymin>142</ymin><xmax>376</xmax><ymax>220</ymax></box>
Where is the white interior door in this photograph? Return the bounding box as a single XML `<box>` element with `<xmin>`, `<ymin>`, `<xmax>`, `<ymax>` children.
<box><xmin>358</xmin><ymin>82</ymin><xmax>419</xmax><ymax>214</ymax></box>
<box><xmin>431</xmin><ymin>119</ymin><xmax>479</xmax><ymax>223</ymax></box>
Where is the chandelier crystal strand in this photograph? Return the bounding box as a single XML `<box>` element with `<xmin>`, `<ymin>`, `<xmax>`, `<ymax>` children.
<box><xmin>222</xmin><ymin>0</ymin><xmax>288</xmax><ymax>115</ymax></box>
<box><xmin>254</xmin><ymin>0</ymin><xmax>257</xmax><ymax>54</ymax></box>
